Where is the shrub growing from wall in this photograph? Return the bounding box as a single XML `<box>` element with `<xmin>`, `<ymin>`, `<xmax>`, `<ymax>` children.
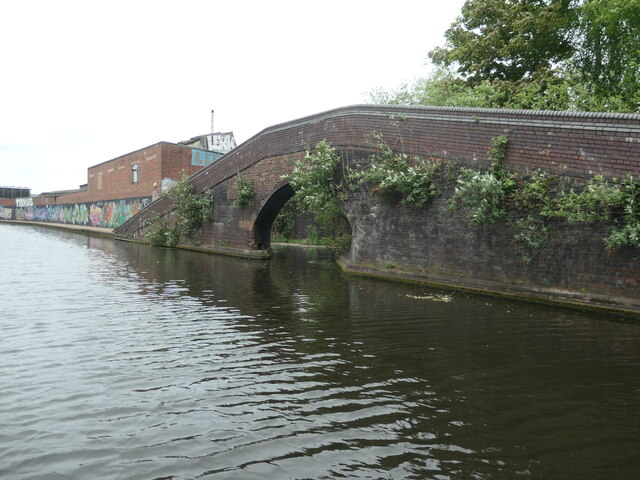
<box><xmin>146</xmin><ymin>174</ymin><xmax>214</xmax><ymax>247</ymax></box>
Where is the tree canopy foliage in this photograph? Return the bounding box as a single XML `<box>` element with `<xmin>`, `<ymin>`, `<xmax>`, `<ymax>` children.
<box><xmin>429</xmin><ymin>0</ymin><xmax>576</xmax><ymax>83</ymax></box>
<box><xmin>370</xmin><ymin>0</ymin><xmax>640</xmax><ymax>113</ymax></box>
<box><xmin>576</xmin><ymin>0</ymin><xmax>640</xmax><ymax>106</ymax></box>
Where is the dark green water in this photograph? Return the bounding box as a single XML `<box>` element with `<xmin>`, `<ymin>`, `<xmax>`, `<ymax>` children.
<box><xmin>1</xmin><ymin>223</ymin><xmax>639</xmax><ymax>479</ymax></box>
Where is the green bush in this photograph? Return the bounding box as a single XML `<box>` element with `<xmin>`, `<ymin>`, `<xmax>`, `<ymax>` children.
<box><xmin>308</xmin><ymin>227</ymin><xmax>320</xmax><ymax>245</ymax></box>
<box><xmin>538</xmin><ymin>174</ymin><xmax>640</xmax><ymax>250</ymax></box>
<box><xmin>272</xmin><ymin>198</ymin><xmax>297</xmax><ymax>240</ymax></box>
<box><xmin>545</xmin><ymin>175</ymin><xmax>624</xmax><ymax>223</ymax></box>
<box><xmin>449</xmin><ymin>136</ymin><xmax>514</xmax><ymax>225</ymax></box>
<box><xmin>450</xmin><ymin>170</ymin><xmax>510</xmax><ymax>225</ymax></box>
<box><xmin>288</xmin><ymin>140</ymin><xmax>341</xmax><ymax>214</ymax></box>
<box><xmin>353</xmin><ymin>137</ymin><xmax>440</xmax><ymax>208</ymax></box>
<box><xmin>164</xmin><ymin>224</ymin><xmax>181</xmax><ymax>248</ymax></box>
<box><xmin>146</xmin><ymin>214</ymin><xmax>169</xmax><ymax>246</ymax></box>
<box><xmin>165</xmin><ymin>174</ymin><xmax>214</xmax><ymax>244</ymax></box>
<box><xmin>146</xmin><ymin>174</ymin><xmax>214</xmax><ymax>247</ymax></box>
<box><xmin>145</xmin><ymin>215</ymin><xmax>181</xmax><ymax>247</ymax></box>
<box><xmin>287</xmin><ymin>140</ymin><xmax>350</xmax><ymax>240</ymax></box>
<box><xmin>233</xmin><ymin>174</ymin><xmax>254</xmax><ymax>208</ymax></box>
<box><xmin>513</xmin><ymin>170</ymin><xmax>555</xmax><ymax>212</ymax></box>
<box><xmin>604</xmin><ymin>175</ymin><xmax>640</xmax><ymax>249</ymax></box>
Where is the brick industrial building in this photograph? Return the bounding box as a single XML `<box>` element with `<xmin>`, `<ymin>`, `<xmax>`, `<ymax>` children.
<box><xmin>36</xmin><ymin>142</ymin><xmax>211</xmax><ymax>207</ymax></box>
<box><xmin>0</xmin><ymin>187</ymin><xmax>30</xmax><ymax>207</ymax></box>
<box><xmin>2</xmin><ymin>132</ymin><xmax>236</xmax><ymax>227</ymax></box>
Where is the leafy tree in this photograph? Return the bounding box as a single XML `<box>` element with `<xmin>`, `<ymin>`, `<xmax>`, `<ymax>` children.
<box><xmin>368</xmin><ymin>68</ymin><xmax>504</xmax><ymax>108</ymax></box>
<box><xmin>573</xmin><ymin>0</ymin><xmax>640</xmax><ymax>110</ymax></box>
<box><xmin>429</xmin><ymin>0</ymin><xmax>577</xmax><ymax>84</ymax></box>
<box><xmin>371</xmin><ymin>0</ymin><xmax>639</xmax><ymax>113</ymax></box>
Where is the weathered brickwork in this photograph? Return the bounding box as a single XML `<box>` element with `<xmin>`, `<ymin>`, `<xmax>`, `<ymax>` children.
<box><xmin>18</xmin><ymin>142</ymin><xmax>202</xmax><ymax>228</ymax></box>
<box><xmin>114</xmin><ymin>105</ymin><xmax>640</xmax><ymax>313</ymax></box>
<box><xmin>341</xmin><ymin>165</ymin><xmax>639</xmax><ymax>312</ymax></box>
<box><xmin>30</xmin><ymin>142</ymin><xmax>199</xmax><ymax>208</ymax></box>
<box><xmin>82</xmin><ymin>142</ymin><xmax>199</xmax><ymax>204</ymax></box>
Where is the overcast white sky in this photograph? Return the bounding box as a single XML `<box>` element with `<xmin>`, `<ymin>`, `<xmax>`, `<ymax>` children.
<box><xmin>1</xmin><ymin>0</ymin><xmax>466</xmax><ymax>194</ymax></box>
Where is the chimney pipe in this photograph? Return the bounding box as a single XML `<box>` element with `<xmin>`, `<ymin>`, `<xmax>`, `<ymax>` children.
<box><xmin>211</xmin><ymin>109</ymin><xmax>215</xmax><ymax>134</ymax></box>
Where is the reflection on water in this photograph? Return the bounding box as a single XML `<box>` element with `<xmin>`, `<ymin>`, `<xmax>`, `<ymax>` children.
<box><xmin>1</xmin><ymin>223</ymin><xmax>639</xmax><ymax>479</ymax></box>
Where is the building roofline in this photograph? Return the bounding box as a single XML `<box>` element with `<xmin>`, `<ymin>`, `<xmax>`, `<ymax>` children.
<box><xmin>178</xmin><ymin>132</ymin><xmax>235</xmax><ymax>145</ymax></box>
<box><xmin>88</xmin><ymin>141</ymin><xmax>190</xmax><ymax>170</ymax></box>
<box><xmin>40</xmin><ymin>185</ymin><xmax>88</xmax><ymax>196</ymax></box>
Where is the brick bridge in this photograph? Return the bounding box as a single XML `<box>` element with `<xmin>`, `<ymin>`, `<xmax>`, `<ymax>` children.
<box><xmin>114</xmin><ymin>105</ymin><xmax>640</xmax><ymax>313</ymax></box>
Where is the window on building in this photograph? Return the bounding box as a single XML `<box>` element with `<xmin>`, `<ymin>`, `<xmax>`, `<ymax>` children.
<box><xmin>132</xmin><ymin>164</ymin><xmax>139</xmax><ymax>183</ymax></box>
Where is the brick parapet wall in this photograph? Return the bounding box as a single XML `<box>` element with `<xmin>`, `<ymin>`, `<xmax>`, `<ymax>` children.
<box><xmin>186</xmin><ymin>105</ymin><xmax>640</xmax><ymax>192</ymax></box>
<box><xmin>116</xmin><ymin>104</ymin><xmax>640</xmax><ymax>236</ymax></box>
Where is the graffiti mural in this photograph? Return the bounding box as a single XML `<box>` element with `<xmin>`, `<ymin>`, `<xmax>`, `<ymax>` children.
<box><xmin>191</xmin><ymin>148</ymin><xmax>223</xmax><ymax>167</ymax></box>
<box><xmin>86</xmin><ymin>198</ymin><xmax>151</xmax><ymax>228</ymax></box>
<box><xmin>16</xmin><ymin>207</ymin><xmax>34</xmax><ymax>221</ymax></box>
<box><xmin>161</xmin><ymin>178</ymin><xmax>178</xmax><ymax>193</ymax></box>
<box><xmin>30</xmin><ymin>204</ymin><xmax>89</xmax><ymax>225</ymax></box>
<box><xmin>16</xmin><ymin>197</ymin><xmax>34</xmax><ymax>208</ymax></box>
<box><xmin>0</xmin><ymin>207</ymin><xmax>13</xmax><ymax>220</ymax></box>
<box><xmin>14</xmin><ymin>197</ymin><xmax>151</xmax><ymax>229</ymax></box>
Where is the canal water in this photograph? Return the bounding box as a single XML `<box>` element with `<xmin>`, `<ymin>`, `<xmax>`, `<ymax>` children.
<box><xmin>1</xmin><ymin>223</ymin><xmax>639</xmax><ymax>480</ymax></box>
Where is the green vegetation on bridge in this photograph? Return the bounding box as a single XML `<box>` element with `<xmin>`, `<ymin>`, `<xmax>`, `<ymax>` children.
<box><xmin>287</xmin><ymin>137</ymin><xmax>640</xmax><ymax>263</ymax></box>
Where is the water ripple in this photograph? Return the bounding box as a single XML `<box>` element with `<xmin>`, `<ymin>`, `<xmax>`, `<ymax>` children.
<box><xmin>1</xmin><ymin>226</ymin><xmax>639</xmax><ymax>479</ymax></box>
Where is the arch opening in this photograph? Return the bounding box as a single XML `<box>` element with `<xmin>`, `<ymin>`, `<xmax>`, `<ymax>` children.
<box><xmin>253</xmin><ymin>183</ymin><xmax>295</xmax><ymax>250</ymax></box>
<box><xmin>253</xmin><ymin>182</ymin><xmax>354</xmax><ymax>253</ymax></box>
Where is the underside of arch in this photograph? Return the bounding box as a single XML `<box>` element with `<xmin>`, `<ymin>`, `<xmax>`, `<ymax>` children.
<box><xmin>253</xmin><ymin>183</ymin><xmax>295</xmax><ymax>250</ymax></box>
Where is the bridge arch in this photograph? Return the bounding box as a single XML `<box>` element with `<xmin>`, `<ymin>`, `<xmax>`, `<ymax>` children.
<box><xmin>252</xmin><ymin>182</ymin><xmax>295</xmax><ymax>250</ymax></box>
<box><xmin>252</xmin><ymin>180</ymin><xmax>353</xmax><ymax>250</ymax></box>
